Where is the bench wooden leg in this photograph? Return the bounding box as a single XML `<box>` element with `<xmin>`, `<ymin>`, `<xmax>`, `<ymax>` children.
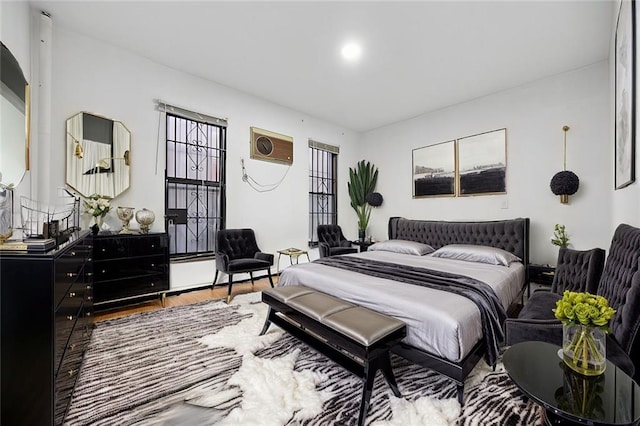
<box><xmin>358</xmin><ymin>362</ymin><xmax>377</xmax><ymax>426</ymax></box>
<box><xmin>379</xmin><ymin>352</ymin><xmax>401</xmax><ymax>398</ymax></box>
<box><xmin>259</xmin><ymin>307</ymin><xmax>273</xmax><ymax>336</ymax></box>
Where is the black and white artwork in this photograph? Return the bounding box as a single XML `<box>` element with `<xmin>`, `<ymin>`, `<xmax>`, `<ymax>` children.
<box><xmin>615</xmin><ymin>0</ymin><xmax>636</xmax><ymax>189</ymax></box>
<box><xmin>412</xmin><ymin>140</ymin><xmax>456</xmax><ymax>197</ymax></box>
<box><xmin>457</xmin><ymin>129</ymin><xmax>506</xmax><ymax>196</ymax></box>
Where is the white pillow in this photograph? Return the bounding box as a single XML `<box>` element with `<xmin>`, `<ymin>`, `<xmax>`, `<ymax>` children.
<box><xmin>431</xmin><ymin>244</ymin><xmax>521</xmax><ymax>266</ymax></box>
<box><xmin>367</xmin><ymin>239</ymin><xmax>435</xmax><ymax>256</ymax></box>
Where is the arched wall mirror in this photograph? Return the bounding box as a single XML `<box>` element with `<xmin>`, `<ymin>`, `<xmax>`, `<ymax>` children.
<box><xmin>0</xmin><ymin>41</ymin><xmax>30</xmax><ymax>189</ymax></box>
<box><xmin>66</xmin><ymin>112</ymin><xmax>131</xmax><ymax>199</ymax></box>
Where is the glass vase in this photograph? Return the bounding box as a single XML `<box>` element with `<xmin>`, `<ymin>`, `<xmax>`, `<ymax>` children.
<box><xmin>562</xmin><ymin>324</ymin><xmax>606</xmax><ymax>376</ymax></box>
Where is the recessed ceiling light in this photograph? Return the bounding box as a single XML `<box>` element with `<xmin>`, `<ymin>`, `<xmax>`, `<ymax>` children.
<box><xmin>341</xmin><ymin>43</ymin><xmax>362</xmax><ymax>61</ymax></box>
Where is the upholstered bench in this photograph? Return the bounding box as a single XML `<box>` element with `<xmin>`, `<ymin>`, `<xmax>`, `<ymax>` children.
<box><xmin>260</xmin><ymin>285</ymin><xmax>406</xmax><ymax>426</ymax></box>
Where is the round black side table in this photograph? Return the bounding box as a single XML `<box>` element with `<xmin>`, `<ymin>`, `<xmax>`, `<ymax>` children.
<box><xmin>504</xmin><ymin>341</ymin><xmax>640</xmax><ymax>426</ymax></box>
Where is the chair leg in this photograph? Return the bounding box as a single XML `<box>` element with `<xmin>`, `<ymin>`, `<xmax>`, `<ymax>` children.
<box><xmin>226</xmin><ymin>274</ymin><xmax>234</xmax><ymax>304</ymax></box>
<box><xmin>249</xmin><ymin>272</ymin><xmax>255</xmax><ymax>288</ymax></box>
<box><xmin>267</xmin><ymin>268</ymin><xmax>274</xmax><ymax>288</ymax></box>
<box><xmin>212</xmin><ymin>270</ymin><xmax>219</xmax><ymax>289</ymax></box>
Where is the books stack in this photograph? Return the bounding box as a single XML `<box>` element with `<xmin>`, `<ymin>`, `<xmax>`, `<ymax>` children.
<box><xmin>0</xmin><ymin>238</ymin><xmax>56</xmax><ymax>252</ymax></box>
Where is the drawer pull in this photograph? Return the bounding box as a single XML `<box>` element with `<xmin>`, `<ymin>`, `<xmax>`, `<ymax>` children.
<box><xmin>86</xmin><ymin>312</ymin><xmax>92</xmax><ymax>317</ymax></box>
<box><xmin>151</xmin><ymin>263</ymin><xmax>155</xmax><ymax>267</ymax></box>
<box><xmin>66</xmin><ymin>315</ymin><xmax>74</xmax><ymax>321</ymax></box>
<box><xmin>151</xmin><ymin>283</ymin><xmax>155</xmax><ymax>287</ymax></box>
<box><xmin>102</xmin><ymin>248</ymin><xmax>106</xmax><ymax>252</ymax></box>
<box><xmin>66</xmin><ymin>272</ymin><xmax>77</xmax><ymax>278</ymax></box>
<box><xmin>151</xmin><ymin>244</ymin><xmax>155</xmax><ymax>248</ymax></box>
<box><xmin>69</xmin><ymin>292</ymin><xmax>76</xmax><ymax>297</ymax></box>
<box><xmin>86</xmin><ymin>273</ymin><xmax>93</xmax><ymax>277</ymax></box>
<box><xmin>70</xmin><ymin>251</ymin><xmax>76</xmax><ymax>256</ymax></box>
<box><xmin>101</xmin><ymin>270</ymin><xmax>106</xmax><ymax>274</ymax></box>
<box><xmin>87</xmin><ymin>296</ymin><xmax>93</xmax><ymax>301</ymax></box>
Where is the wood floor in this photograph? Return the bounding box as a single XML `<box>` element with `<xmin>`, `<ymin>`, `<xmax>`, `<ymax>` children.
<box><xmin>93</xmin><ymin>277</ymin><xmax>275</xmax><ymax>322</ymax></box>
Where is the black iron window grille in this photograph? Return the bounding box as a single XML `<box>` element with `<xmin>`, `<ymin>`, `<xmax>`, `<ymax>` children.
<box><xmin>309</xmin><ymin>140</ymin><xmax>339</xmax><ymax>245</ymax></box>
<box><xmin>165</xmin><ymin>111</ymin><xmax>226</xmax><ymax>259</ymax></box>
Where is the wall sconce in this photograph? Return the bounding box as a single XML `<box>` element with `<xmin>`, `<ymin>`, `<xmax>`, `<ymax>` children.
<box><xmin>68</xmin><ymin>132</ymin><xmax>84</xmax><ymax>159</ymax></box>
<box><xmin>96</xmin><ymin>150</ymin><xmax>130</xmax><ymax>170</ymax></box>
<box><xmin>550</xmin><ymin>125</ymin><xmax>579</xmax><ymax>204</ymax></box>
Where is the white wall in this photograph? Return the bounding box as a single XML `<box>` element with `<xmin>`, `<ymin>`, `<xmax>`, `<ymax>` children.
<box><xmin>10</xmin><ymin>5</ymin><xmax>628</xmax><ymax>287</ymax></box>
<box><xmin>361</xmin><ymin>62</ymin><xmax>611</xmax><ymax>265</ymax></box>
<box><xmin>47</xmin><ymin>26</ymin><xmax>361</xmax><ymax>290</ymax></box>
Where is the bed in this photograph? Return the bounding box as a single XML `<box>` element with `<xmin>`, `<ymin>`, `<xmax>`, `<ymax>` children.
<box><xmin>277</xmin><ymin>217</ymin><xmax>530</xmax><ymax>402</ymax></box>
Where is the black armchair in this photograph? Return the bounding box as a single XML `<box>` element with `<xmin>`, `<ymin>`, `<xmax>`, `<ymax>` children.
<box><xmin>505</xmin><ymin>247</ymin><xmax>605</xmax><ymax>347</ymax></box>
<box><xmin>317</xmin><ymin>225</ymin><xmax>358</xmax><ymax>258</ymax></box>
<box><xmin>214</xmin><ymin>228</ymin><xmax>274</xmax><ymax>303</ymax></box>
<box><xmin>506</xmin><ymin>223</ymin><xmax>640</xmax><ymax>379</ymax></box>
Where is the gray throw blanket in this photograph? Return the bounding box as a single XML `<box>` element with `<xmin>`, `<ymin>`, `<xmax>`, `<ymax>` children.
<box><xmin>314</xmin><ymin>255</ymin><xmax>507</xmax><ymax>366</ymax></box>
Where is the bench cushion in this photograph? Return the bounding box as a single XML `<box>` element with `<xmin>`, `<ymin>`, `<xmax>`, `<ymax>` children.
<box><xmin>265</xmin><ymin>285</ymin><xmax>315</xmax><ymax>303</ymax></box>
<box><xmin>288</xmin><ymin>292</ymin><xmax>355</xmax><ymax>321</ymax></box>
<box><xmin>323</xmin><ymin>306</ymin><xmax>405</xmax><ymax>346</ymax></box>
<box><xmin>264</xmin><ymin>285</ymin><xmax>405</xmax><ymax>347</ymax></box>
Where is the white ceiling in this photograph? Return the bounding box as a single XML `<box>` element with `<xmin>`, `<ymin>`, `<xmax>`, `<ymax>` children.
<box><xmin>29</xmin><ymin>1</ymin><xmax>613</xmax><ymax>132</ymax></box>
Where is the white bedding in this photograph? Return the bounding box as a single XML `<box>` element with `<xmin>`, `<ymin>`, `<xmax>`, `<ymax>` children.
<box><xmin>277</xmin><ymin>250</ymin><xmax>525</xmax><ymax>363</ymax></box>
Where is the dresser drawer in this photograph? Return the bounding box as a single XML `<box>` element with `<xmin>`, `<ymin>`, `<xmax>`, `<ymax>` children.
<box><xmin>93</xmin><ymin>255</ymin><xmax>166</xmax><ymax>282</ymax></box>
<box><xmin>129</xmin><ymin>234</ymin><xmax>166</xmax><ymax>253</ymax></box>
<box><xmin>55</xmin><ymin>251</ymin><xmax>87</xmax><ymax>308</ymax></box>
<box><xmin>55</xmin><ymin>344</ymin><xmax>84</xmax><ymax>426</ymax></box>
<box><xmin>54</xmin><ymin>291</ymin><xmax>83</xmax><ymax>370</ymax></box>
<box><xmin>94</xmin><ymin>275</ymin><xmax>168</xmax><ymax>303</ymax></box>
<box><xmin>93</xmin><ymin>237</ymin><xmax>129</xmax><ymax>260</ymax></box>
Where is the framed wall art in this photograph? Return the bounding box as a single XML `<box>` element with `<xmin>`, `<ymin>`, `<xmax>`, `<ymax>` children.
<box><xmin>412</xmin><ymin>140</ymin><xmax>456</xmax><ymax>197</ymax></box>
<box><xmin>614</xmin><ymin>0</ymin><xmax>636</xmax><ymax>189</ymax></box>
<box><xmin>457</xmin><ymin>128</ymin><xmax>507</xmax><ymax>196</ymax></box>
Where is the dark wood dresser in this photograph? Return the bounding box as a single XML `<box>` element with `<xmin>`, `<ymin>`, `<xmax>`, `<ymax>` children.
<box><xmin>0</xmin><ymin>231</ymin><xmax>93</xmax><ymax>425</ymax></box>
<box><xmin>91</xmin><ymin>232</ymin><xmax>169</xmax><ymax>308</ymax></box>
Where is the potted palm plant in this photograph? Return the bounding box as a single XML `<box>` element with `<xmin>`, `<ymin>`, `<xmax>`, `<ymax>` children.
<box><xmin>348</xmin><ymin>160</ymin><xmax>378</xmax><ymax>241</ymax></box>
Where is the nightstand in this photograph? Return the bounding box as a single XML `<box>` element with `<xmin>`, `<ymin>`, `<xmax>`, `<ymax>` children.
<box><xmin>351</xmin><ymin>240</ymin><xmax>374</xmax><ymax>252</ymax></box>
<box><xmin>527</xmin><ymin>264</ymin><xmax>556</xmax><ymax>296</ymax></box>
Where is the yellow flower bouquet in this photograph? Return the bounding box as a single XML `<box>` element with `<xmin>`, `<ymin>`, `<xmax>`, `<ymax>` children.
<box><xmin>553</xmin><ymin>291</ymin><xmax>616</xmax><ymax>375</ymax></box>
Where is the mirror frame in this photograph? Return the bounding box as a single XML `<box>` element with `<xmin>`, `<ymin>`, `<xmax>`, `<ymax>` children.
<box><xmin>0</xmin><ymin>41</ymin><xmax>30</xmax><ymax>189</ymax></box>
<box><xmin>65</xmin><ymin>112</ymin><xmax>131</xmax><ymax>199</ymax></box>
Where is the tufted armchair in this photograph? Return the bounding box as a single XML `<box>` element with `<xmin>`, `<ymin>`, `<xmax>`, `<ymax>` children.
<box><xmin>506</xmin><ymin>224</ymin><xmax>640</xmax><ymax>378</ymax></box>
<box><xmin>214</xmin><ymin>228</ymin><xmax>274</xmax><ymax>303</ymax></box>
<box><xmin>317</xmin><ymin>225</ymin><xmax>358</xmax><ymax>258</ymax></box>
<box><xmin>505</xmin><ymin>247</ymin><xmax>605</xmax><ymax>348</ymax></box>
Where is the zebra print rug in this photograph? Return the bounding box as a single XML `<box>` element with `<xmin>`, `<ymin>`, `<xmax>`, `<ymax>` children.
<box><xmin>64</xmin><ymin>293</ymin><xmax>544</xmax><ymax>425</ymax></box>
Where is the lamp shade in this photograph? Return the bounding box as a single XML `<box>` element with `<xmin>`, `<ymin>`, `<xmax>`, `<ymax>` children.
<box><xmin>366</xmin><ymin>192</ymin><xmax>383</xmax><ymax>207</ymax></box>
<box><xmin>550</xmin><ymin>170</ymin><xmax>579</xmax><ymax>196</ymax></box>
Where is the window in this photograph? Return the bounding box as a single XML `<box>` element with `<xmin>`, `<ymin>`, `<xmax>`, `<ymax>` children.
<box><xmin>164</xmin><ymin>105</ymin><xmax>226</xmax><ymax>259</ymax></box>
<box><xmin>308</xmin><ymin>140</ymin><xmax>339</xmax><ymax>245</ymax></box>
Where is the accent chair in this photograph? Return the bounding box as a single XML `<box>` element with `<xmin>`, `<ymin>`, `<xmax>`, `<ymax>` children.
<box><xmin>317</xmin><ymin>224</ymin><xmax>358</xmax><ymax>258</ymax></box>
<box><xmin>214</xmin><ymin>228</ymin><xmax>274</xmax><ymax>303</ymax></box>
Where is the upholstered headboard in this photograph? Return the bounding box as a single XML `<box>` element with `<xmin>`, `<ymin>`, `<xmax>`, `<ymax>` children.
<box><xmin>388</xmin><ymin>217</ymin><xmax>530</xmax><ymax>265</ymax></box>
